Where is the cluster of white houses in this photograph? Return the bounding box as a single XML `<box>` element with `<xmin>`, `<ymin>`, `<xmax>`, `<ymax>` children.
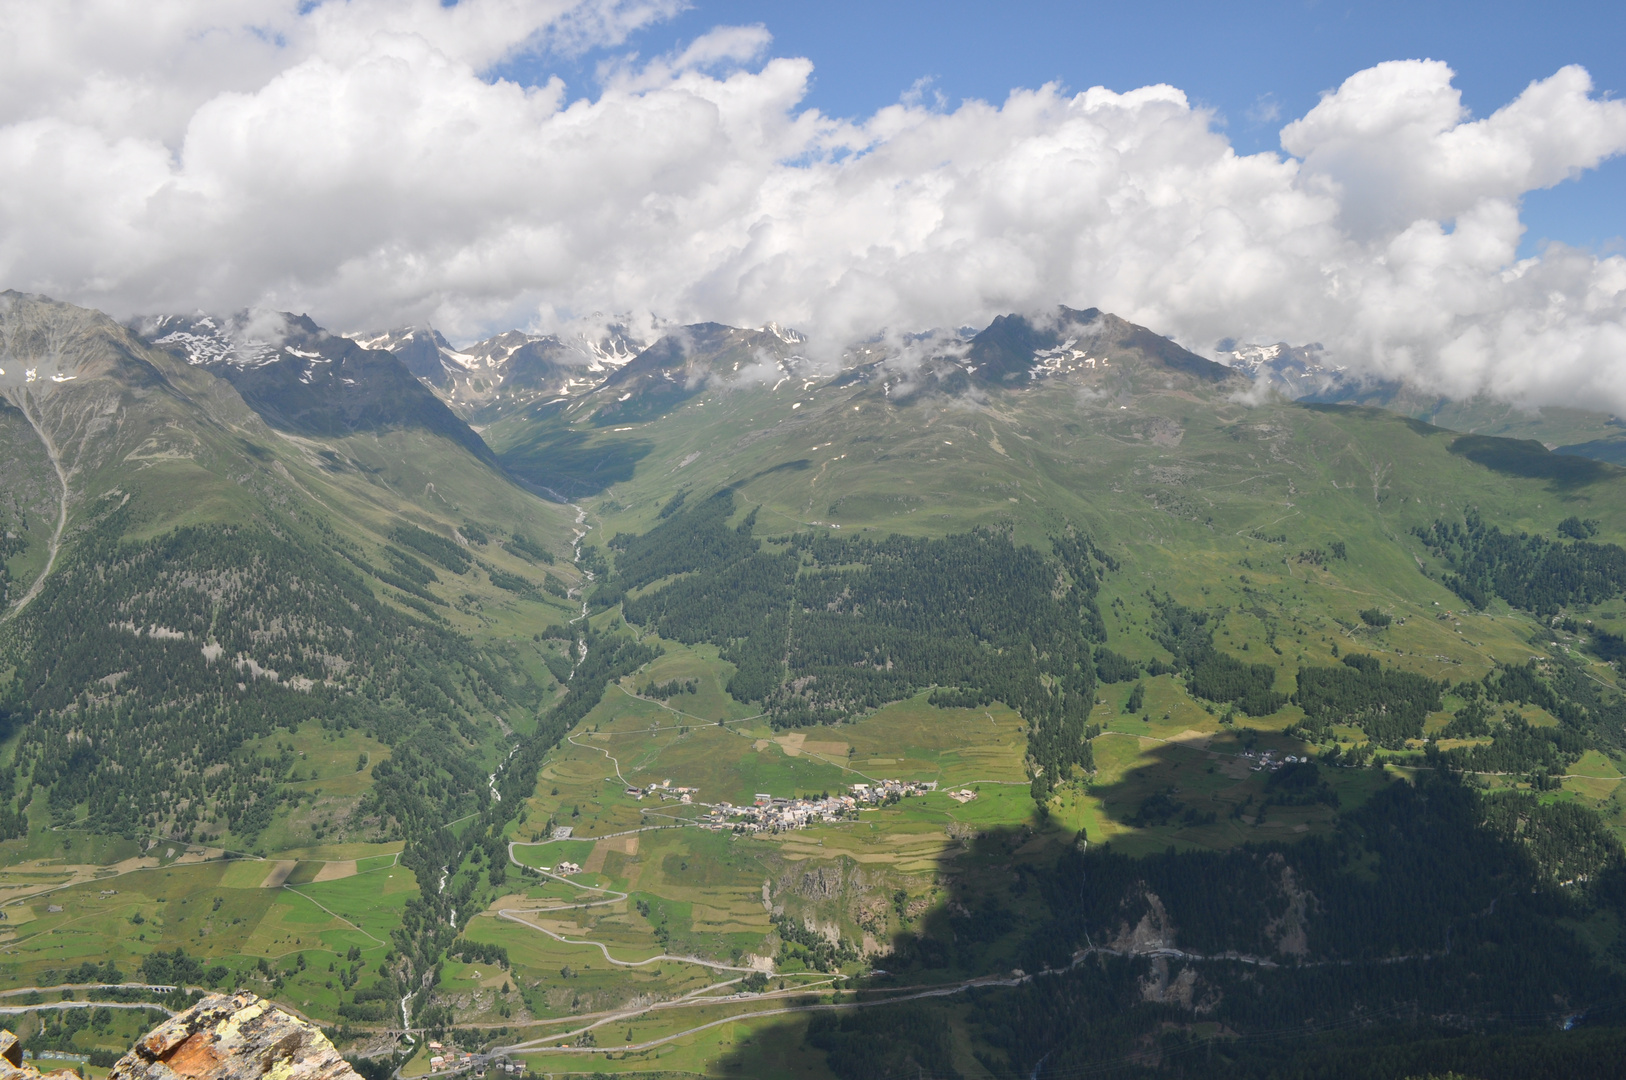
<box><xmin>700</xmin><ymin>779</ymin><xmax>940</xmax><ymax>833</ymax></box>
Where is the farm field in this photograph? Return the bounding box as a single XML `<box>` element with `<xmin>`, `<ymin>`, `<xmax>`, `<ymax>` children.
<box><xmin>0</xmin><ymin>843</ymin><xmax>410</xmax><ymax>1026</ymax></box>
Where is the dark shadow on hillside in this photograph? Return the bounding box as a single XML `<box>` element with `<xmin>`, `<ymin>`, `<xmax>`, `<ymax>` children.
<box><xmin>217</xmin><ymin>337</ymin><xmax>498</xmax><ymax>463</ymax></box>
<box><xmin>1297</xmin><ymin>399</ymin><xmax>1449</xmax><ymax>439</ymax></box>
<box><xmin>699</xmin><ymin>743</ymin><xmax>1626</xmax><ymax>1079</ymax></box>
<box><xmin>701</xmin><ymin>738</ymin><xmax>1315</xmax><ymax>1078</ymax></box>
<box><xmin>495</xmin><ymin>427</ymin><xmax>653</xmax><ymax>498</ymax></box>
<box><xmin>729</xmin><ymin>457</ymin><xmax>812</xmax><ymax>489</ymax></box>
<box><xmin>1450</xmin><ymin>433</ymin><xmax>1620</xmax><ymax>489</ymax></box>
<box><xmin>1084</xmin><ymin>727</ymin><xmax>1341</xmax><ymax>844</ymax></box>
<box><xmin>1557</xmin><ymin>436</ymin><xmax>1626</xmax><ymax>467</ymax></box>
<box><xmin>697</xmin><ymin>816</ymin><xmax>1058</xmax><ymax>1078</ymax></box>
<box><xmin>587</xmin><ymin>382</ymin><xmax>700</xmax><ymax>426</ymax></box>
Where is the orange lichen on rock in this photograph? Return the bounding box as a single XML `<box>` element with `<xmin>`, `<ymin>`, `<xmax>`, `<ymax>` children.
<box><xmin>108</xmin><ymin>992</ymin><xmax>359</xmax><ymax>1080</ymax></box>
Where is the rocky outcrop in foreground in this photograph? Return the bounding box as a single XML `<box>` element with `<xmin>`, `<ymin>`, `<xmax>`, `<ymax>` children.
<box><xmin>107</xmin><ymin>992</ymin><xmax>361</xmax><ymax>1080</ymax></box>
<box><xmin>0</xmin><ymin>1030</ymin><xmax>77</xmax><ymax>1080</ymax></box>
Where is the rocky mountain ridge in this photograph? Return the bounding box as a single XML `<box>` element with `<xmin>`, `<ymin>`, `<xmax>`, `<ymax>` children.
<box><xmin>120</xmin><ymin>300</ymin><xmax>1626</xmax><ymax>482</ymax></box>
<box><xmin>351</xmin><ymin>305</ymin><xmax>1238</xmax><ymax>431</ymax></box>
<box><xmin>131</xmin><ymin>311</ymin><xmax>494</xmax><ymax>461</ymax></box>
<box><xmin>350</xmin><ymin>324</ymin><xmax>645</xmax><ymax>424</ymax></box>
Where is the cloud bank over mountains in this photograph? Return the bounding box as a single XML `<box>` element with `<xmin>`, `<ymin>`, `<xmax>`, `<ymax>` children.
<box><xmin>3</xmin><ymin>0</ymin><xmax>1626</xmax><ymax>411</ymax></box>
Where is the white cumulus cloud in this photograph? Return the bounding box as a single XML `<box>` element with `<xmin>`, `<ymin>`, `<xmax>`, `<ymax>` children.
<box><xmin>1</xmin><ymin>2</ymin><xmax>1625</xmax><ymax>412</ymax></box>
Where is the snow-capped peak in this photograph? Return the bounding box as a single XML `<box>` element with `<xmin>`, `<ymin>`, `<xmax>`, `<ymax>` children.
<box><xmin>138</xmin><ymin>312</ymin><xmax>311</xmax><ymax>368</ymax></box>
<box><xmin>760</xmin><ymin>321</ymin><xmax>807</xmax><ymax>345</ymax></box>
<box><xmin>1224</xmin><ymin>342</ymin><xmax>1288</xmax><ymax>374</ymax></box>
<box><xmin>345</xmin><ymin>322</ymin><xmax>649</xmax><ymax>420</ymax></box>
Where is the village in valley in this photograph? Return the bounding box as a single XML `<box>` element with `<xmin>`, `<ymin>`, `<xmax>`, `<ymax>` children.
<box><xmin>699</xmin><ymin>778</ymin><xmax>944</xmax><ymax>833</ymax></box>
<box><xmin>543</xmin><ymin>777</ymin><xmax>958</xmax><ymax>854</ymax></box>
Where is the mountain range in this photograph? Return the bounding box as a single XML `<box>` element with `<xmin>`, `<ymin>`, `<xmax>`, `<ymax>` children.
<box><xmin>348</xmin><ymin>323</ymin><xmax>643</xmax><ymax>425</ymax></box>
<box><xmin>112</xmin><ymin>300</ymin><xmax>1626</xmax><ymax>491</ymax></box>
<box><xmin>343</xmin><ymin>306</ymin><xmax>1626</xmax><ymax>476</ymax></box>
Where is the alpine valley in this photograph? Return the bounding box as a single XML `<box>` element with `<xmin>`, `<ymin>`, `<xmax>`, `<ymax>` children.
<box><xmin>5</xmin><ymin>289</ymin><xmax>1626</xmax><ymax>1079</ymax></box>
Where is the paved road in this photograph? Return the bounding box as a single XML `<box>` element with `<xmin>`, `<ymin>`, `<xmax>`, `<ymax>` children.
<box><xmin>0</xmin><ymin>983</ymin><xmax>185</xmax><ymax>997</ymax></box>
<box><xmin>0</xmin><ymin>1000</ymin><xmax>177</xmax><ymax>1017</ymax></box>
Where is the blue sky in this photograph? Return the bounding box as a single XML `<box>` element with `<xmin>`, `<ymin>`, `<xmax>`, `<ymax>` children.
<box><xmin>533</xmin><ymin>0</ymin><xmax>1626</xmax><ymax>257</ymax></box>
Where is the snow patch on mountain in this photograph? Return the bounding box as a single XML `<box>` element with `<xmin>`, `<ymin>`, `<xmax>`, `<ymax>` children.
<box><xmin>137</xmin><ymin>312</ymin><xmax>325</xmax><ymax>369</ymax></box>
<box><xmin>1029</xmin><ymin>337</ymin><xmax>1110</xmax><ymax>378</ymax></box>
<box><xmin>1222</xmin><ymin>341</ymin><xmax>1357</xmax><ymax>398</ymax></box>
<box><xmin>759</xmin><ymin>322</ymin><xmax>807</xmax><ymax>345</ymax></box>
<box><xmin>349</xmin><ymin>322</ymin><xmax>650</xmax><ymax>420</ymax></box>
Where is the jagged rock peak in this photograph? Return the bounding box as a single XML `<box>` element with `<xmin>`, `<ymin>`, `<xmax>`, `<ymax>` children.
<box><xmin>107</xmin><ymin>992</ymin><xmax>359</xmax><ymax>1080</ymax></box>
<box><xmin>965</xmin><ymin>305</ymin><xmax>1235</xmax><ymax>385</ymax></box>
<box><xmin>349</xmin><ymin>322</ymin><xmax>648</xmax><ymax>420</ymax></box>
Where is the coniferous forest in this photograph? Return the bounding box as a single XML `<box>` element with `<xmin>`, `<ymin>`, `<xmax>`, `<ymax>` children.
<box><xmin>1415</xmin><ymin>509</ymin><xmax>1626</xmax><ymax>615</ymax></box>
<box><xmin>605</xmin><ymin>490</ymin><xmax>1108</xmax><ymax>798</ymax></box>
<box><xmin>0</xmin><ymin>495</ymin><xmax>546</xmax><ymax>844</ymax></box>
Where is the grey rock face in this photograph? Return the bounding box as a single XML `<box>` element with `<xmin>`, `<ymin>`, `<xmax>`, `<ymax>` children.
<box><xmin>107</xmin><ymin>992</ymin><xmax>360</xmax><ymax>1080</ymax></box>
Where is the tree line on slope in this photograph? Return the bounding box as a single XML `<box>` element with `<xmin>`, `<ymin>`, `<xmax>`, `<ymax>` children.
<box><xmin>0</xmin><ymin>497</ymin><xmax>545</xmax><ymax>844</ymax></box>
<box><xmin>597</xmin><ymin>489</ymin><xmax>1110</xmax><ymax>801</ymax></box>
<box><xmin>1414</xmin><ymin>508</ymin><xmax>1626</xmax><ymax>616</ymax></box>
